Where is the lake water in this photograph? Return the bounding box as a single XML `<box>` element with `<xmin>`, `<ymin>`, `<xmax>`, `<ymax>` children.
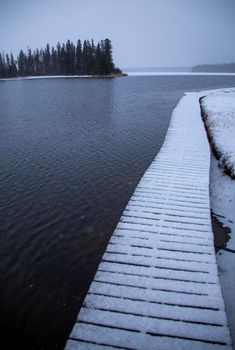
<box><xmin>1</xmin><ymin>75</ymin><xmax>235</xmax><ymax>349</ymax></box>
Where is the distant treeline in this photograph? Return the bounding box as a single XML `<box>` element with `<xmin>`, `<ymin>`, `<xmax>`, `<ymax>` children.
<box><xmin>192</xmin><ymin>63</ymin><xmax>235</xmax><ymax>73</ymax></box>
<box><xmin>0</xmin><ymin>38</ymin><xmax>122</xmax><ymax>78</ymax></box>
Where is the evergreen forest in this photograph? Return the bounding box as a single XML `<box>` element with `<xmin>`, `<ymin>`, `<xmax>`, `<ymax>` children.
<box><xmin>0</xmin><ymin>38</ymin><xmax>122</xmax><ymax>78</ymax></box>
<box><xmin>192</xmin><ymin>63</ymin><xmax>235</xmax><ymax>73</ymax></box>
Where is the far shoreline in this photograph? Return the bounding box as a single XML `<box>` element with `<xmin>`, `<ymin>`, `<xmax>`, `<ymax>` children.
<box><xmin>126</xmin><ymin>71</ymin><xmax>235</xmax><ymax>76</ymax></box>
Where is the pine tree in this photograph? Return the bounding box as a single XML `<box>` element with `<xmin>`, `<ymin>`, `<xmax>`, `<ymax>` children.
<box><xmin>99</xmin><ymin>40</ymin><xmax>107</xmax><ymax>74</ymax></box>
<box><xmin>39</xmin><ymin>49</ymin><xmax>44</xmax><ymax>74</ymax></box>
<box><xmin>51</xmin><ymin>47</ymin><xmax>57</xmax><ymax>75</ymax></box>
<box><xmin>24</xmin><ymin>52</ymin><xmax>29</xmax><ymax>75</ymax></box>
<box><xmin>65</xmin><ymin>39</ymin><xmax>76</xmax><ymax>74</ymax></box>
<box><xmin>89</xmin><ymin>39</ymin><xmax>96</xmax><ymax>75</ymax></box>
<box><xmin>18</xmin><ymin>50</ymin><xmax>26</xmax><ymax>76</ymax></box>
<box><xmin>43</xmin><ymin>44</ymin><xmax>51</xmax><ymax>74</ymax></box>
<box><xmin>76</xmin><ymin>39</ymin><xmax>82</xmax><ymax>74</ymax></box>
<box><xmin>27</xmin><ymin>49</ymin><xmax>34</xmax><ymax>75</ymax></box>
<box><xmin>60</xmin><ymin>44</ymin><xmax>66</xmax><ymax>75</ymax></box>
<box><xmin>56</xmin><ymin>42</ymin><xmax>62</xmax><ymax>74</ymax></box>
<box><xmin>0</xmin><ymin>53</ymin><xmax>6</xmax><ymax>78</ymax></box>
<box><xmin>103</xmin><ymin>39</ymin><xmax>114</xmax><ymax>74</ymax></box>
<box><xmin>95</xmin><ymin>43</ymin><xmax>102</xmax><ymax>74</ymax></box>
<box><xmin>81</xmin><ymin>40</ymin><xmax>89</xmax><ymax>74</ymax></box>
<box><xmin>70</xmin><ymin>42</ymin><xmax>76</xmax><ymax>74</ymax></box>
<box><xmin>34</xmin><ymin>49</ymin><xmax>41</xmax><ymax>75</ymax></box>
<box><xmin>65</xmin><ymin>39</ymin><xmax>71</xmax><ymax>74</ymax></box>
<box><xmin>10</xmin><ymin>53</ymin><xmax>17</xmax><ymax>77</ymax></box>
<box><xmin>5</xmin><ymin>54</ymin><xmax>11</xmax><ymax>76</ymax></box>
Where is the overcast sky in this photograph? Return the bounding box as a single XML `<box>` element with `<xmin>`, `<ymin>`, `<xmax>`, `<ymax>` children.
<box><xmin>0</xmin><ymin>0</ymin><xmax>235</xmax><ymax>68</ymax></box>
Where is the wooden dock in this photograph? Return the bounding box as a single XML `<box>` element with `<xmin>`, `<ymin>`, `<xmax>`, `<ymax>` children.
<box><xmin>65</xmin><ymin>93</ymin><xmax>232</xmax><ymax>349</ymax></box>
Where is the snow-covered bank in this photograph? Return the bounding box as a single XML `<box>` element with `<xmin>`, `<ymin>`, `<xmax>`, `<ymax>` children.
<box><xmin>201</xmin><ymin>91</ymin><xmax>235</xmax><ymax>178</ymax></box>
<box><xmin>198</xmin><ymin>89</ymin><xmax>235</xmax><ymax>348</ymax></box>
<box><xmin>210</xmin><ymin>154</ymin><xmax>235</xmax><ymax>348</ymax></box>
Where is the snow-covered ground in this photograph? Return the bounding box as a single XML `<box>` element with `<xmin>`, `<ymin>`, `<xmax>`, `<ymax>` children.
<box><xmin>200</xmin><ymin>89</ymin><xmax>235</xmax><ymax>348</ymax></box>
<box><xmin>210</xmin><ymin>154</ymin><xmax>235</xmax><ymax>348</ymax></box>
<box><xmin>201</xmin><ymin>91</ymin><xmax>235</xmax><ymax>178</ymax></box>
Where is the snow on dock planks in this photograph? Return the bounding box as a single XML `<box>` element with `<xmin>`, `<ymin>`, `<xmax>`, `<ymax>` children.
<box><xmin>65</xmin><ymin>92</ymin><xmax>232</xmax><ymax>349</ymax></box>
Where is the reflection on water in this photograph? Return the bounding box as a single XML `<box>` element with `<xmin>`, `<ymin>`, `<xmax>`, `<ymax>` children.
<box><xmin>1</xmin><ymin>75</ymin><xmax>235</xmax><ymax>349</ymax></box>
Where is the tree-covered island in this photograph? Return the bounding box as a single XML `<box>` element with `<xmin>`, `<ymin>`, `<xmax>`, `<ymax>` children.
<box><xmin>0</xmin><ymin>38</ymin><xmax>126</xmax><ymax>78</ymax></box>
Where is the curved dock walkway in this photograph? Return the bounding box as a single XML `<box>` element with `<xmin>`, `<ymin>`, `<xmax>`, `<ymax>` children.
<box><xmin>65</xmin><ymin>92</ymin><xmax>232</xmax><ymax>349</ymax></box>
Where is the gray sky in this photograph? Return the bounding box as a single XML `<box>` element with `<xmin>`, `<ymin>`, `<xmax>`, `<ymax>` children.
<box><xmin>0</xmin><ymin>0</ymin><xmax>235</xmax><ymax>68</ymax></box>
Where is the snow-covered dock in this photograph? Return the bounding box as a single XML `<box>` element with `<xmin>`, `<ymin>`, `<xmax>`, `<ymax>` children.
<box><xmin>65</xmin><ymin>92</ymin><xmax>231</xmax><ymax>350</ymax></box>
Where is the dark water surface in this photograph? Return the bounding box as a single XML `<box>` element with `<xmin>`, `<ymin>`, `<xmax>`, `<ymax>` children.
<box><xmin>1</xmin><ymin>76</ymin><xmax>235</xmax><ymax>349</ymax></box>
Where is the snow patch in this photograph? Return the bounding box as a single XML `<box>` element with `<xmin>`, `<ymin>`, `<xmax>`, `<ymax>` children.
<box><xmin>201</xmin><ymin>91</ymin><xmax>235</xmax><ymax>177</ymax></box>
<box><xmin>210</xmin><ymin>154</ymin><xmax>235</xmax><ymax>348</ymax></box>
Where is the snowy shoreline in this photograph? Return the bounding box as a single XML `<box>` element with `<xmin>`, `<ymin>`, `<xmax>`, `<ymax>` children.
<box><xmin>210</xmin><ymin>153</ymin><xmax>235</xmax><ymax>349</ymax></box>
<box><xmin>0</xmin><ymin>74</ymin><xmax>127</xmax><ymax>82</ymax></box>
<box><xmin>198</xmin><ymin>89</ymin><xmax>235</xmax><ymax>348</ymax></box>
<box><xmin>200</xmin><ymin>91</ymin><xmax>235</xmax><ymax>178</ymax></box>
